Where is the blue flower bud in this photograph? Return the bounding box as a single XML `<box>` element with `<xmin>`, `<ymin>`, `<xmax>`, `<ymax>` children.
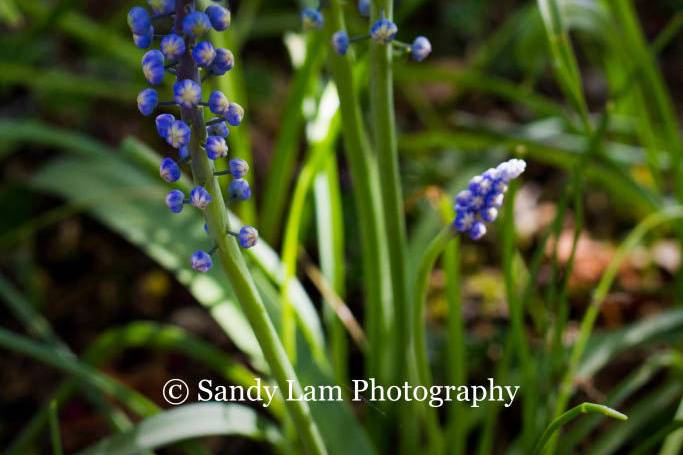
<box><xmin>332</xmin><ymin>31</ymin><xmax>350</xmax><ymax>56</ymax></box>
<box><xmin>206</xmin><ymin>4</ymin><xmax>231</xmax><ymax>31</ymax></box>
<box><xmin>190</xmin><ymin>186</ymin><xmax>212</xmax><ymax>209</ymax></box>
<box><xmin>160</xmin><ymin>157</ymin><xmax>181</xmax><ymax>182</ymax></box>
<box><xmin>210</xmin><ymin>48</ymin><xmax>234</xmax><ymax>75</ymax></box>
<box><xmin>178</xmin><ymin>145</ymin><xmax>189</xmax><ymax>160</ymax></box>
<box><xmin>225</xmin><ymin>102</ymin><xmax>244</xmax><ymax>126</ymax></box>
<box><xmin>191</xmin><ymin>250</ymin><xmax>213</xmax><ymax>272</ymax></box>
<box><xmin>301</xmin><ymin>8</ymin><xmax>323</xmax><ymax>30</ymax></box>
<box><xmin>155</xmin><ymin>113</ymin><xmax>175</xmax><ymax>139</ymax></box>
<box><xmin>167</xmin><ymin>119</ymin><xmax>191</xmax><ymax>149</ymax></box>
<box><xmin>128</xmin><ymin>7</ymin><xmax>151</xmax><ymax>35</ymax></box>
<box><xmin>229</xmin><ymin>159</ymin><xmax>249</xmax><ymax>179</ymax></box>
<box><xmin>192</xmin><ymin>41</ymin><xmax>216</xmax><ymax>67</ymax></box>
<box><xmin>183</xmin><ymin>11</ymin><xmax>211</xmax><ymax>38</ymax></box>
<box><xmin>454</xmin><ymin>210</ymin><xmax>475</xmax><ymax>233</ymax></box>
<box><xmin>137</xmin><ymin>88</ymin><xmax>158</xmax><ymax>116</ymax></box>
<box><xmin>160</xmin><ymin>34</ymin><xmax>186</xmax><ymax>61</ymax></box>
<box><xmin>496</xmin><ymin>159</ymin><xmax>526</xmax><ymax>181</ymax></box>
<box><xmin>411</xmin><ymin>36</ymin><xmax>432</xmax><ymax>62</ymax></box>
<box><xmin>207</xmin><ymin>121</ymin><xmax>229</xmax><ymax>137</ymax></box>
<box><xmin>147</xmin><ymin>0</ymin><xmax>175</xmax><ymax>15</ymax></box>
<box><xmin>133</xmin><ymin>25</ymin><xmax>154</xmax><ymax>49</ymax></box>
<box><xmin>173</xmin><ymin>79</ymin><xmax>202</xmax><ymax>108</ymax></box>
<box><xmin>205</xmin><ymin>136</ymin><xmax>228</xmax><ymax>160</ymax></box>
<box><xmin>229</xmin><ymin>179</ymin><xmax>251</xmax><ymax>201</ymax></box>
<box><xmin>370</xmin><ymin>18</ymin><xmax>398</xmax><ymax>44</ymax></box>
<box><xmin>469</xmin><ymin>222</ymin><xmax>487</xmax><ymax>240</ymax></box>
<box><xmin>238</xmin><ymin>226</ymin><xmax>258</xmax><ymax>249</ymax></box>
<box><xmin>480</xmin><ymin>207</ymin><xmax>498</xmax><ymax>223</ymax></box>
<box><xmin>165</xmin><ymin>189</ymin><xmax>185</xmax><ymax>213</ymax></box>
<box><xmin>142</xmin><ymin>50</ymin><xmax>165</xmax><ymax>85</ymax></box>
<box><xmin>358</xmin><ymin>0</ymin><xmax>370</xmax><ymax>17</ymax></box>
<box><xmin>208</xmin><ymin>91</ymin><xmax>229</xmax><ymax>116</ymax></box>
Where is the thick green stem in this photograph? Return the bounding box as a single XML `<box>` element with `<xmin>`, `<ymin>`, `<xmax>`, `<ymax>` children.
<box><xmin>326</xmin><ymin>0</ymin><xmax>391</xmax><ymax>383</ymax></box>
<box><xmin>176</xmin><ymin>2</ymin><xmax>327</xmax><ymax>454</ymax></box>
<box><xmin>370</xmin><ymin>0</ymin><xmax>410</xmax><ymax>383</ymax></box>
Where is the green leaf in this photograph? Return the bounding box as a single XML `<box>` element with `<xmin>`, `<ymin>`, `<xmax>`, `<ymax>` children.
<box><xmin>77</xmin><ymin>403</ymin><xmax>281</xmax><ymax>455</ymax></box>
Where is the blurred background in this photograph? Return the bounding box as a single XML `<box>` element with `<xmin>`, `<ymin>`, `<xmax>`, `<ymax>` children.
<box><xmin>2</xmin><ymin>0</ymin><xmax>683</xmax><ymax>453</ymax></box>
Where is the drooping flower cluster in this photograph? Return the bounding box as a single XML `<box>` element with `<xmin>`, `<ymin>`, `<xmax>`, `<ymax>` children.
<box><xmin>453</xmin><ymin>159</ymin><xmax>526</xmax><ymax>240</ymax></box>
<box><xmin>128</xmin><ymin>0</ymin><xmax>258</xmax><ymax>273</ymax></box>
<box><xmin>301</xmin><ymin>3</ymin><xmax>431</xmax><ymax>62</ymax></box>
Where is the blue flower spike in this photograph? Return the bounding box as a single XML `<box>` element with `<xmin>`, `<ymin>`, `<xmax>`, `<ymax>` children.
<box><xmin>190</xmin><ymin>186</ymin><xmax>212</xmax><ymax>209</ymax></box>
<box><xmin>191</xmin><ymin>250</ymin><xmax>213</xmax><ymax>272</ymax></box>
<box><xmin>210</xmin><ymin>48</ymin><xmax>235</xmax><ymax>75</ymax></box>
<box><xmin>128</xmin><ymin>7</ymin><xmax>151</xmax><ymax>35</ymax></box>
<box><xmin>183</xmin><ymin>11</ymin><xmax>212</xmax><ymax>38</ymax></box>
<box><xmin>229</xmin><ymin>159</ymin><xmax>249</xmax><ymax>179</ymax></box>
<box><xmin>206</xmin><ymin>4</ymin><xmax>231</xmax><ymax>31</ymax></box>
<box><xmin>301</xmin><ymin>8</ymin><xmax>324</xmax><ymax>30</ymax></box>
<box><xmin>161</xmin><ymin>34</ymin><xmax>186</xmax><ymax>61</ymax></box>
<box><xmin>453</xmin><ymin>159</ymin><xmax>526</xmax><ymax>241</ymax></box>
<box><xmin>208</xmin><ymin>90</ymin><xmax>229</xmax><ymax>116</ymax></box>
<box><xmin>229</xmin><ymin>179</ymin><xmax>251</xmax><ymax>201</ymax></box>
<box><xmin>137</xmin><ymin>88</ymin><xmax>158</xmax><ymax>116</ymax></box>
<box><xmin>206</xmin><ymin>136</ymin><xmax>229</xmax><ymax>160</ymax></box>
<box><xmin>165</xmin><ymin>189</ymin><xmax>185</xmax><ymax>213</ymax></box>
<box><xmin>166</xmin><ymin>119</ymin><xmax>191</xmax><ymax>149</ymax></box>
<box><xmin>238</xmin><ymin>226</ymin><xmax>258</xmax><ymax>249</ymax></box>
<box><xmin>411</xmin><ymin>36</ymin><xmax>432</xmax><ymax>61</ymax></box>
<box><xmin>192</xmin><ymin>41</ymin><xmax>216</xmax><ymax>67</ymax></box>
<box><xmin>332</xmin><ymin>31</ymin><xmax>350</xmax><ymax>56</ymax></box>
<box><xmin>358</xmin><ymin>0</ymin><xmax>370</xmax><ymax>17</ymax></box>
<box><xmin>142</xmin><ymin>50</ymin><xmax>165</xmax><ymax>85</ymax></box>
<box><xmin>226</xmin><ymin>102</ymin><xmax>244</xmax><ymax>126</ymax></box>
<box><xmin>173</xmin><ymin>79</ymin><xmax>202</xmax><ymax>108</ymax></box>
<box><xmin>160</xmin><ymin>158</ymin><xmax>181</xmax><ymax>183</ymax></box>
<box><xmin>370</xmin><ymin>17</ymin><xmax>398</xmax><ymax>44</ymax></box>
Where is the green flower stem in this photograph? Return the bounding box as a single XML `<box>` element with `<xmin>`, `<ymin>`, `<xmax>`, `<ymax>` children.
<box><xmin>326</xmin><ymin>0</ymin><xmax>391</xmax><ymax>383</ymax></box>
<box><xmin>533</xmin><ymin>403</ymin><xmax>627</xmax><ymax>455</ymax></box>
<box><xmin>175</xmin><ymin>3</ymin><xmax>327</xmax><ymax>454</ymax></box>
<box><xmin>546</xmin><ymin>206</ymin><xmax>683</xmax><ymax>455</ymax></box>
<box><xmin>412</xmin><ymin>225</ymin><xmax>452</xmax><ymax>454</ymax></box>
<box><xmin>370</xmin><ymin>0</ymin><xmax>410</xmax><ymax>382</ymax></box>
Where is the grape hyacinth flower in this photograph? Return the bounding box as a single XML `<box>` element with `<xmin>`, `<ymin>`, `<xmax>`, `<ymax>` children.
<box><xmin>229</xmin><ymin>179</ymin><xmax>251</xmax><ymax>201</ymax></box>
<box><xmin>129</xmin><ymin>0</ymin><xmax>258</xmax><ymax>271</ymax></box>
<box><xmin>137</xmin><ymin>88</ymin><xmax>158</xmax><ymax>116</ymax></box>
<box><xmin>160</xmin><ymin>34</ymin><xmax>186</xmax><ymax>61</ymax></box>
<box><xmin>160</xmin><ymin>158</ymin><xmax>181</xmax><ymax>183</ymax></box>
<box><xmin>206</xmin><ymin>136</ymin><xmax>228</xmax><ymax>160</ymax></box>
<box><xmin>370</xmin><ymin>17</ymin><xmax>398</xmax><ymax>44</ymax></box>
<box><xmin>358</xmin><ymin>0</ymin><xmax>370</xmax><ymax>17</ymax></box>
<box><xmin>229</xmin><ymin>159</ymin><xmax>249</xmax><ymax>179</ymax></box>
<box><xmin>165</xmin><ymin>189</ymin><xmax>185</xmax><ymax>213</ymax></box>
<box><xmin>238</xmin><ymin>226</ymin><xmax>258</xmax><ymax>249</ymax></box>
<box><xmin>173</xmin><ymin>79</ymin><xmax>201</xmax><ymax>108</ymax></box>
<box><xmin>191</xmin><ymin>250</ymin><xmax>213</xmax><ymax>272</ymax></box>
<box><xmin>190</xmin><ymin>186</ymin><xmax>212</xmax><ymax>209</ymax></box>
<box><xmin>192</xmin><ymin>41</ymin><xmax>216</xmax><ymax>67</ymax></box>
<box><xmin>301</xmin><ymin>8</ymin><xmax>323</xmax><ymax>30</ymax></box>
<box><xmin>142</xmin><ymin>50</ymin><xmax>164</xmax><ymax>85</ymax></box>
<box><xmin>225</xmin><ymin>102</ymin><xmax>244</xmax><ymax>126</ymax></box>
<box><xmin>206</xmin><ymin>4</ymin><xmax>231</xmax><ymax>31</ymax></box>
<box><xmin>210</xmin><ymin>48</ymin><xmax>235</xmax><ymax>75</ymax></box>
<box><xmin>332</xmin><ymin>31</ymin><xmax>350</xmax><ymax>56</ymax></box>
<box><xmin>453</xmin><ymin>159</ymin><xmax>526</xmax><ymax>240</ymax></box>
<box><xmin>166</xmin><ymin>120</ymin><xmax>191</xmax><ymax>149</ymax></box>
<box><xmin>411</xmin><ymin>36</ymin><xmax>432</xmax><ymax>62</ymax></box>
<box><xmin>183</xmin><ymin>11</ymin><xmax>212</xmax><ymax>37</ymax></box>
